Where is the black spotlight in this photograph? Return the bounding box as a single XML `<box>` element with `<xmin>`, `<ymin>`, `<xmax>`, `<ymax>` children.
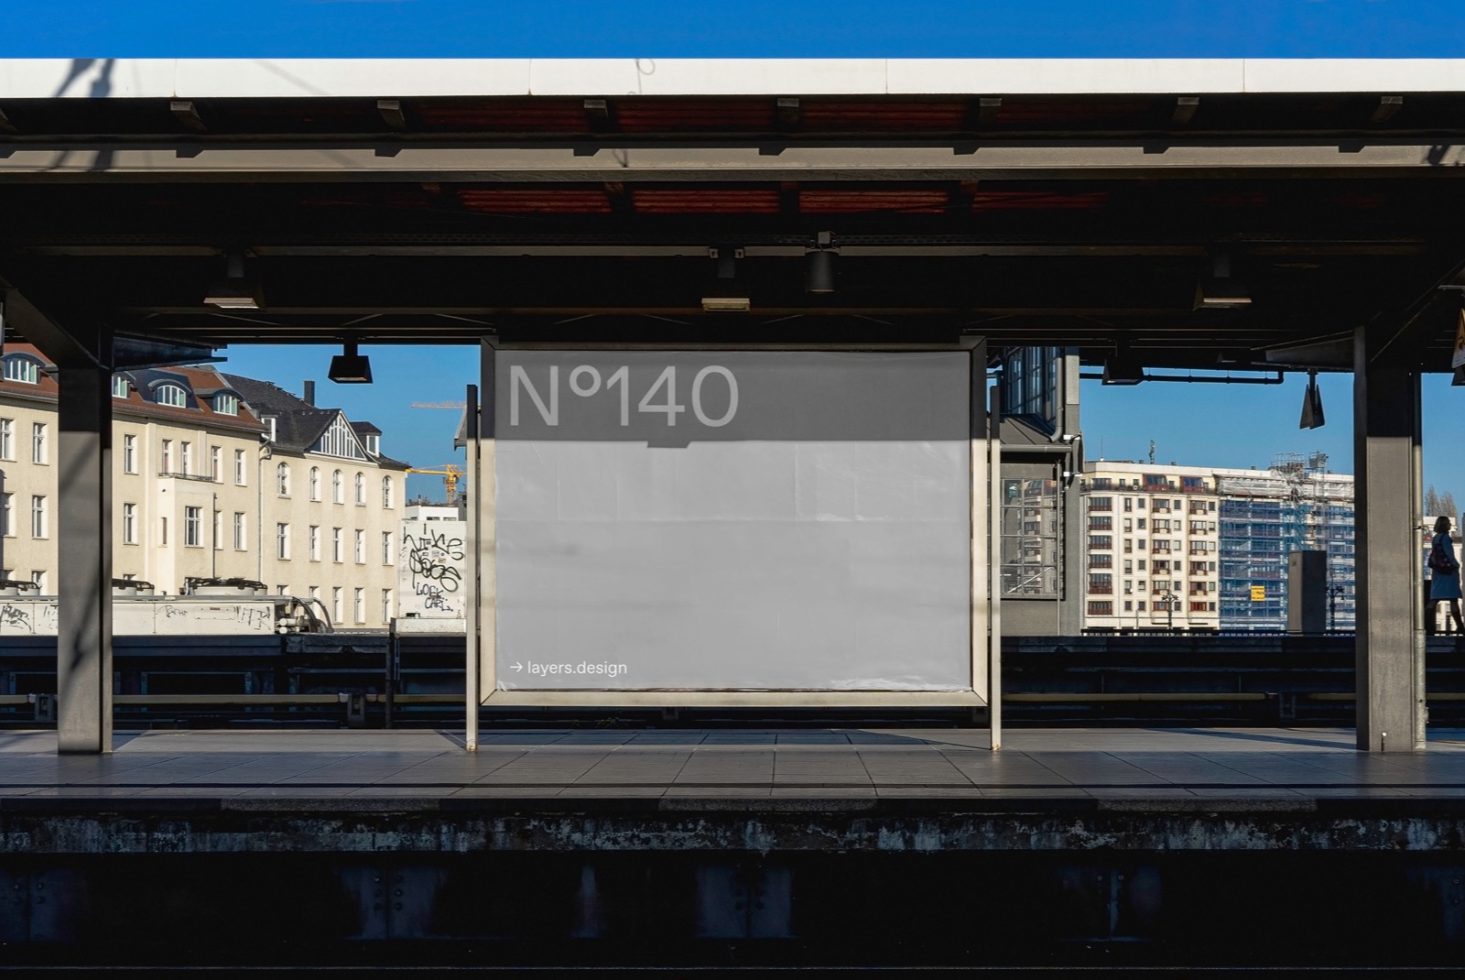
<box><xmin>1299</xmin><ymin>369</ymin><xmax>1325</xmax><ymax>429</ymax></box>
<box><xmin>328</xmin><ymin>341</ymin><xmax>373</xmax><ymax>384</ymax></box>
<box><xmin>805</xmin><ymin>248</ymin><xmax>836</xmax><ymax>294</ymax></box>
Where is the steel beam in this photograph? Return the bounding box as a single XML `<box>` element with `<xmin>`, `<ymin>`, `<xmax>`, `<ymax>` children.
<box><xmin>1</xmin><ymin>140</ymin><xmax>1465</xmax><ymax>183</ymax></box>
<box><xmin>55</xmin><ymin>363</ymin><xmax>113</xmax><ymax>753</ymax></box>
<box><xmin>1353</xmin><ymin>325</ymin><xmax>1425</xmax><ymax>752</ymax></box>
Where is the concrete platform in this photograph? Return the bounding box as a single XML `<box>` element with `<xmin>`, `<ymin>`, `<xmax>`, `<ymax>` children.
<box><xmin>4</xmin><ymin>725</ymin><xmax>1465</xmax><ymax>803</ymax></box>
<box><xmin>7</xmin><ymin>728</ymin><xmax>1465</xmax><ymax>968</ymax></box>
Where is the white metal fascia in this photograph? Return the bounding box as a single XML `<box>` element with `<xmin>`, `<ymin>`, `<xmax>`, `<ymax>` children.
<box><xmin>0</xmin><ymin>58</ymin><xmax>1464</xmax><ymax>100</ymax></box>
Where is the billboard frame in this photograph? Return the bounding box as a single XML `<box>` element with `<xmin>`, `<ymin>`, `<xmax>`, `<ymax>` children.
<box><xmin>465</xmin><ymin>337</ymin><xmax>999</xmax><ymax>747</ymax></box>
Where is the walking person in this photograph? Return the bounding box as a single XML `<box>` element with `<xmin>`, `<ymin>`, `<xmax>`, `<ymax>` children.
<box><xmin>1428</xmin><ymin>516</ymin><xmax>1465</xmax><ymax>635</ymax></box>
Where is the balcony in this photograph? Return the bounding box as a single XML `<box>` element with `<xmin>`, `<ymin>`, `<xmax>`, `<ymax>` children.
<box><xmin>1088</xmin><ymin>585</ymin><xmax>1114</xmax><ymax>595</ymax></box>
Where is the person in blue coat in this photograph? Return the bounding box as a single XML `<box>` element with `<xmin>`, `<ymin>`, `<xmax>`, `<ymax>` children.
<box><xmin>1429</xmin><ymin>516</ymin><xmax>1465</xmax><ymax>635</ymax></box>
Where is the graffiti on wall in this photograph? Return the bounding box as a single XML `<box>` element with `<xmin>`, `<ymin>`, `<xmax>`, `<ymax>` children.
<box><xmin>399</xmin><ymin>521</ymin><xmax>468</xmax><ymax>619</ymax></box>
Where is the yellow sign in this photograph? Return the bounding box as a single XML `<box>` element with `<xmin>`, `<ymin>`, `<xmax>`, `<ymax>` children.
<box><xmin>1250</xmin><ymin>585</ymin><xmax>1266</xmax><ymax>602</ymax></box>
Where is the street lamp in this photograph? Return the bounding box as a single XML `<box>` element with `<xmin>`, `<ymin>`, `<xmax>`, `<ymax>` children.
<box><xmin>1161</xmin><ymin>590</ymin><xmax>1178</xmax><ymax>631</ymax></box>
<box><xmin>1328</xmin><ymin>584</ymin><xmax>1346</xmax><ymax>632</ymax></box>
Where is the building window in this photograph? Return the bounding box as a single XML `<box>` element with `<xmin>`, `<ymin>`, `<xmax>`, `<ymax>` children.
<box><xmin>180</xmin><ymin>441</ymin><xmax>192</xmax><ymax>475</ymax></box>
<box><xmin>30</xmin><ymin>570</ymin><xmax>46</xmax><ymax>593</ymax></box>
<box><xmin>331</xmin><ymin>470</ymin><xmax>343</xmax><ymax>504</ymax></box>
<box><xmin>1</xmin><ymin>493</ymin><xmax>12</xmax><ymax>537</ymax></box>
<box><xmin>332</xmin><ymin>587</ymin><xmax>343</xmax><ymax>624</ymax></box>
<box><xmin>381</xmin><ymin>589</ymin><xmax>393</xmax><ymax>624</ymax></box>
<box><xmin>276</xmin><ymin>522</ymin><xmax>290</xmax><ymax>559</ymax></box>
<box><xmin>234</xmin><ymin>449</ymin><xmax>247</xmax><ymax>486</ymax></box>
<box><xmin>1089</xmin><ymin>573</ymin><xmax>1113</xmax><ymax>594</ymax></box>
<box><xmin>233</xmin><ymin>512</ymin><xmax>247</xmax><ymax>551</ymax></box>
<box><xmin>1087</xmin><ymin>601</ymin><xmax>1114</xmax><ymax>616</ymax></box>
<box><xmin>211</xmin><ymin>447</ymin><xmax>223</xmax><ymax>482</ymax></box>
<box><xmin>263</xmin><ymin>417</ymin><xmax>277</xmax><ymax>442</ymax></box>
<box><xmin>122</xmin><ymin>503</ymin><xmax>137</xmax><ymax>545</ymax></box>
<box><xmin>161</xmin><ymin>439</ymin><xmax>173</xmax><ymax>474</ymax></box>
<box><xmin>154</xmin><ymin>383</ymin><xmax>187</xmax><ymax>408</ymax></box>
<box><xmin>354</xmin><ymin>529</ymin><xmax>365</xmax><ymax>564</ymax></box>
<box><xmin>354</xmin><ymin>473</ymin><xmax>365</xmax><ymax>505</ymax></box>
<box><xmin>309</xmin><ymin>525</ymin><xmax>321</xmax><ymax>561</ymax></box>
<box><xmin>1</xmin><ymin>419</ymin><xmax>15</xmax><ymax>460</ymax></box>
<box><xmin>314</xmin><ymin>415</ymin><xmax>367</xmax><ymax>460</ymax></box>
<box><xmin>30</xmin><ymin>423</ymin><xmax>46</xmax><ymax>464</ymax></box>
<box><xmin>309</xmin><ymin>467</ymin><xmax>321</xmax><ymax>501</ymax></box>
<box><xmin>112</xmin><ymin>376</ymin><xmax>129</xmax><ymax>398</ymax></box>
<box><xmin>213</xmin><ymin>510</ymin><xmax>223</xmax><ymax>550</ymax></box>
<box><xmin>332</xmin><ymin>527</ymin><xmax>343</xmax><ymax>563</ymax></box>
<box><xmin>354</xmin><ymin>587</ymin><xmax>365</xmax><ymax>624</ymax></box>
<box><xmin>366</xmin><ymin>434</ymin><xmax>380</xmax><ymax>455</ymax></box>
<box><xmin>213</xmin><ymin>392</ymin><xmax>239</xmax><ymax>415</ymax></box>
<box><xmin>2</xmin><ymin>356</ymin><xmax>40</xmax><ymax>385</ymax></box>
<box><xmin>1002</xmin><ymin>478</ymin><xmax>1061</xmax><ymax>598</ymax></box>
<box><xmin>276</xmin><ymin>462</ymin><xmax>290</xmax><ymax>496</ymax></box>
<box><xmin>30</xmin><ymin>495</ymin><xmax>46</xmax><ymax>539</ymax></box>
<box><xmin>381</xmin><ymin>531</ymin><xmax>393</xmax><ymax>565</ymax></box>
<box><xmin>160</xmin><ymin>516</ymin><xmax>167</xmax><ymax>546</ymax></box>
<box><xmin>184</xmin><ymin>506</ymin><xmax>202</xmax><ymax>547</ymax></box>
<box><xmin>382</xmin><ymin>476</ymin><xmax>394</xmax><ymax>508</ymax></box>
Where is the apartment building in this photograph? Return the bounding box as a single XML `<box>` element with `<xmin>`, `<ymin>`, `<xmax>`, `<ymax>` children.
<box><xmin>1080</xmin><ymin>461</ymin><xmax>1222</xmax><ymax>631</ymax></box>
<box><xmin>1080</xmin><ymin>455</ymin><xmax>1358</xmax><ymax>632</ymax></box>
<box><xmin>222</xmin><ymin>375</ymin><xmax>411</xmax><ymax>629</ymax></box>
<box><xmin>0</xmin><ymin>345</ymin><xmax>411</xmax><ymax>627</ymax></box>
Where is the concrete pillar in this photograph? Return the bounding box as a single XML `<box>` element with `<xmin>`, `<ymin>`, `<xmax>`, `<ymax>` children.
<box><xmin>1353</xmin><ymin>327</ymin><xmax>1425</xmax><ymax>752</ymax></box>
<box><xmin>56</xmin><ymin>365</ymin><xmax>113</xmax><ymax>753</ymax></box>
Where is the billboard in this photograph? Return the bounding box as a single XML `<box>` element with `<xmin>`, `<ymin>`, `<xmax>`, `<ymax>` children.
<box><xmin>493</xmin><ymin>350</ymin><xmax>972</xmax><ymax>692</ymax></box>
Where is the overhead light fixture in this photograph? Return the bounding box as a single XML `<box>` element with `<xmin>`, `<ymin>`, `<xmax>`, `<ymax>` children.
<box><xmin>327</xmin><ymin>341</ymin><xmax>373</xmax><ymax>384</ymax></box>
<box><xmin>1195</xmin><ymin>250</ymin><xmax>1252</xmax><ymax>309</ymax></box>
<box><xmin>1101</xmin><ymin>353</ymin><xmax>1145</xmax><ymax>385</ymax></box>
<box><xmin>711</xmin><ymin>245</ymin><xmax>742</xmax><ymax>281</ymax></box>
<box><xmin>805</xmin><ymin>231</ymin><xmax>837</xmax><ymax>294</ymax></box>
<box><xmin>701</xmin><ymin>296</ymin><xmax>751</xmax><ymax>313</ymax></box>
<box><xmin>204</xmin><ymin>250</ymin><xmax>262</xmax><ymax>310</ymax></box>
<box><xmin>1299</xmin><ymin>369</ymin><xmax>1325</xmax><ymax>429</ymax></box>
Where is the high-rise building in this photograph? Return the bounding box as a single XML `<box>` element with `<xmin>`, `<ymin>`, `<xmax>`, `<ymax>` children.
<box><xmin>1081</xmin><ymin>455</ymin><xmax>1357</xmax><ymax>631</ymax></box>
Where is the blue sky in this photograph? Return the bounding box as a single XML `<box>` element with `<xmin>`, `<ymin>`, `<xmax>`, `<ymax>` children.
<box><xmin>4</xmin><ymin>1</ymin><xmax>1465</xmax><ymax>57</ymax></box>
<box><xmin>13</xmin><ymin>0</ymin><xmax>1465</xmax><ymax>499</ymax></box>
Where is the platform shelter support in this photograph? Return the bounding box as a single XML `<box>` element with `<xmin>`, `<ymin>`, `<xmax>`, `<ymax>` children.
<box><xmin>5</xmin><ymin>290</ymin><xmax>115</xmax><ymax>754</ymax></box>
<box><xmin>1353</xmin><ymin>325</ymin><xmax>1426</xmax><ymax>752</ymax></box>
<box><xmin>464</xmin><ymin>340</ymin><xmax>497</xmax><ymax>752</ymax></box>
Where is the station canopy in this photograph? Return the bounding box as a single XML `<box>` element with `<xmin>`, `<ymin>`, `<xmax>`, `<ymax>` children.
<box><xmin>2</xmin><ymin>58</ymin><xmax>1464</xmax><ymax>369</ymax></box>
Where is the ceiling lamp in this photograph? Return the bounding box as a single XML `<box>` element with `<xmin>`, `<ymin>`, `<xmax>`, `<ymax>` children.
<box><xmin>805</xmin><ymin>232</ymin><xmax>837</xmax><ymax>294</ymax></box>
<box><xmin>327</xmin><ymin>341</ymin><xmax>373</xmax><ymax>384</ymax></box>
<box><xmin>1195</xmin><ymin>250</ymin><xmax>1252</xmax><ymax>309</ymax></box>
<box><xmin>203</xmin><ymin>250</ymin><xmax>262</xmax><ymax>311</ymax></box>
<box><xmin>1299</xmin><ymin>369</ymin><xmax>1325</xmax><ymax>429</ymax></box>
<box><xmin>1101</xmin><ymin>353</ymin><xmax>1145</xmax><ymax>385</ymax></box>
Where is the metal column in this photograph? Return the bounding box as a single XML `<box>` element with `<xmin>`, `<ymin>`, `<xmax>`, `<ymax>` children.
<box><xmin>1353</xmin><ymin>326</ymin><xmax>1425</xmax><ymax>752</ymax></box>
<box><xmin>56</xmin><ymin>364</ymin><xmax>113</xmax><ymax>753</ymax></box>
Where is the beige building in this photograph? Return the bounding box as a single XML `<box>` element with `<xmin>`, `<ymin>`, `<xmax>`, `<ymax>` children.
<box><xmin>1080</xmin><ymin>461</ymin><xmax>1222</xmax><ymax>631</ymax></box>
<box><xmin>0</xmin><ymin>346</ymin><xmax>410</xmax><ymax>628</ymax></box>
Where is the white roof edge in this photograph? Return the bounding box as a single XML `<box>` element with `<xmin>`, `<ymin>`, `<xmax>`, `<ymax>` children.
<box><xmin>0</xmin><ymin>58</ymin><xmax>1463</xmax><ymax>100</ymax></box>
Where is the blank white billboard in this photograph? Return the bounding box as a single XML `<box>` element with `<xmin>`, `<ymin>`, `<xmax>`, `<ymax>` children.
<box><xmin>494</xmin><ymin>351</ymin><xmax>971</xmax><ymax>692</ymax></box>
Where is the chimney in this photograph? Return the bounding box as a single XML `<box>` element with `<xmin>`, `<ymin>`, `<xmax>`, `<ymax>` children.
<box><xmin>303</xmin><ymin>380</ymin><xmax>315</xmax><ymax>406</ymax></box>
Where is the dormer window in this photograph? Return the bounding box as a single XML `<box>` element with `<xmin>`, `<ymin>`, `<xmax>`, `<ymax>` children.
<box><xmin>111</xmin><ymin>376</ymin><xmax>129</xmax><ymax>399</ymax></box>
<box><xmin>262</xmin><ymin>416</ymin><xmax>277</xmax><ymax>442</ymax></box>
<box><xmin>213</xmin><ymin>392</ymin><xmax>239</xmax><ymax>416</ymax></box>
<box><xmin>2</xmin><ymin>355</ymin><xmax>41</xmax><ymax>385</ymax></box>
<box><xmin>365</xmin><ymin>434</ymin><xmax>380</xmax><ymax>455</ymax></box>
<box><xmin>154</xmin><ymin>383</ymin><xmax>187</xmax><ymax>408</ymax></box>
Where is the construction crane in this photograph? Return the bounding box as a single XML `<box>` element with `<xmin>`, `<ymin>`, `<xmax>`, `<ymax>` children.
<box><xmin>407</xmin><ymin>465</ymin><xmax>462</xmax><ymax>505</ymax></box>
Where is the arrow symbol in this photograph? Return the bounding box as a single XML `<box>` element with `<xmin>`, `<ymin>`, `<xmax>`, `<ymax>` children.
<box><xmin>510</xmin><ymin>661</ymin><xmax>523</xmax><ymax>672</ymax></box>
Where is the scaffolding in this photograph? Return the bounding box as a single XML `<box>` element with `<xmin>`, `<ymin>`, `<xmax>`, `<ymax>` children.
<box><xmin>1216</xmin><ymin>453</ymin><xmax>1356</xmax><ymax>631</ymax></box>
